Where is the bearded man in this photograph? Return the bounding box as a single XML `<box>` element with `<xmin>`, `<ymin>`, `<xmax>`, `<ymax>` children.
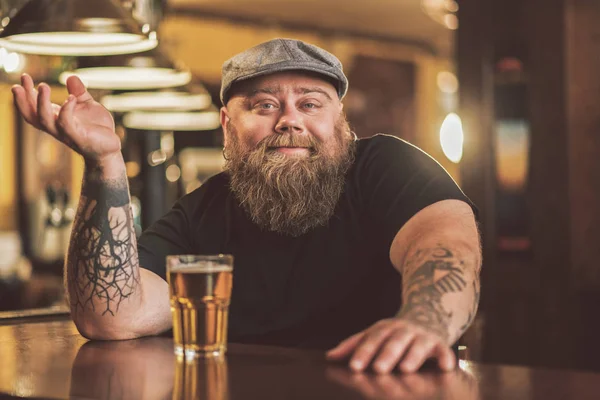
<box><xmin>12</xmin><ymin>38</ymin><xmax>480</xmax><ymax>374</ymax></box>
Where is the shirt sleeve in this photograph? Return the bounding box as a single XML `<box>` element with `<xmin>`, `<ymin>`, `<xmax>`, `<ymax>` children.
<box><xmin>356</xmin><ymin>134</ymin><xmax>478</xmax><ymax>249</ymax></box>
<box><xmin>137</xmin><ymin>196</ymin><xmax>194</xmax><ymax>280</ymax></box>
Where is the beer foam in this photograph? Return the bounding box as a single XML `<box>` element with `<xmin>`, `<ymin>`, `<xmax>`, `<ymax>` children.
<box><xmin>169</xmin><ymin>262</ymin><xmax>232</xmax><ymax>273</ymax></box>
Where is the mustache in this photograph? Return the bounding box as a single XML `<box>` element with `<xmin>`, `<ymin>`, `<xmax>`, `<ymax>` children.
<box><xmin>257</xmin><ymin>133</ymin><xmax>319</xmax><ymax>151</ymax></box>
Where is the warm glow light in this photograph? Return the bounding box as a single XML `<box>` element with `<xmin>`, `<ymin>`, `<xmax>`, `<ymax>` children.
<box><xmin>3</xmin><ymin>52</ymin><xmax>22</xmax><ymax>72</ymax></box>
<box><xmin>131</xmin><ymin>196</ymin><xmax>141</xmax><ymax>219</ymax></box>
<box><xmin>422</xmin><ymin>0</ymin><xmax>459</xmax><ymax>29</ymax></box>
<box><xmin>443</xmin><ymin>14</ymin><xmax>459</xmax><ymax>30</ymax></box>
<box><xmin>166</xmin><ymin>164</ymin><xmax>181</xmax><ymax>182</ymax></box>
<box><xmin>7</xmin><ymin>32</ymin><xmax>146</xmax><ymax>46</ymax></box>
<box><xmin>148</xmin><ymin>150</ymin><xmax>167</xmax><ymax>166</ymax></box>
<box><xmin>180</xmin><ymin>148</ymin><xmax>226</xmax><ymax>174</ymax></box>
<box><xmin>125</xmin><ymin>161</ymin><xmax>141</xmax><ymax>178</ymax></box>
<box><xmin>444</xmin><ymin>0</ymin><xmax>459</xmax><ymax>12</ymax></box>
<box><xmin>495</xmin><ymin>120</ymin><xmax>530</xmax><ymax>191</ymax></box>
<box><xmin>101</xmin><ymin>91</ymin><xmax>212</xmax><ymax>112</ymax></box>
<box><xmin>440</xmin><ymin>113</ymin><xmax>464</xmax><ymax>163</ymax></box>
<box><xmin>161</xmin><ymin>133</ymin><xmax>175</xmax><ymax>157</ymax></box>
<box><xmin>459</xmin><ymin>359</ymin><xmax>472</xmax><ymax>372</ymax></box>
<box><xmin>496</xmin><ymin>57</ymin><xmax>524</xmax><ymax>73</ymax></box>
<box><xmin>437</xmin><ymin>71</ymin><xmax>459</xmax><ymax>94</ymax></box>
<box><xmin>123</xmin><ymin>110</ymin><xmax>221</xmax><ymax>131</ymax></box>
<box><xmin>0</xmin><ymin>47</ymin><xmax>7</xmax><ymax>67</ymax></box>
<box><xmin>59</xmin><ymin>67</ymin><xmax>191</xmax><ymax>90</ymax></box>
<box><xmin>0</xmin><ymin>33</ymin><xmax>157</xmax><ymax>56</ymax></box>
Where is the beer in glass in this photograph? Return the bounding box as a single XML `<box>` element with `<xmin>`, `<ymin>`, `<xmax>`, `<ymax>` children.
<box><xmin>167</xmin><ymin>255</ymin><xmax>233</xmax><ymax>358</ymax></box>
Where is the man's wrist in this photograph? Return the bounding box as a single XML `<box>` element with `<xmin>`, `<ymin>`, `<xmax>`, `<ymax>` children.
<box><xmin>396</xmin><ymin>307</ymin><xmax>451</xmax><ymax>344</ymax></box>
<box><xmin>84</xmin><ymin>152</ymin><xmax>126</xmax><ymax>181</ymax></box>
<box><xmin>82</xmin><ymin>152</ymin><xmax>130</xmax><ymax>208</ymax></box>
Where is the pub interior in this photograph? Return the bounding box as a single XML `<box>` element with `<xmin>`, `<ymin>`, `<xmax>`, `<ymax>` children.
<box><xmin>1</xmin><ymin>0</ymin><xmax>600</xmax><ymax>399</ymax></box>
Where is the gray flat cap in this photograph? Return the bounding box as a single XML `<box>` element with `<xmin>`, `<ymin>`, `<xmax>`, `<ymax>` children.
<box><xmin>220</xmin><ymin>38</ymin><xmax>348</xmax><ymax>104</ymax></box>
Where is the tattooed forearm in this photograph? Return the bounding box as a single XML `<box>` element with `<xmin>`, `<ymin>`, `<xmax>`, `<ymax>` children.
<box><xmin>397</xmin><ymin>246</ymin><xmax>479</xmax><ymax>343</ymax></box>
<box><xmin>67</xmin><ymin>166</ymin><xmax>140</xmax><ymax>317</ymax></box>
<box><xmin>460</xmin><ymin>281</ymin><xmax>481</xmax><ymax>332</ymax></box>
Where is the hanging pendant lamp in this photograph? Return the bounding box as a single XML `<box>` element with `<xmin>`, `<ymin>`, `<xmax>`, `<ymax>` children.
<box><xmin>100</xmin><ymin>84</ymin><xmax>213</xmax><ymax>112</ymax></box>
<box><xmin>122</xmin><ymin>106</ymin><xmax>221</xmax><ymax>132</ymax></box>
<box><xmin>0</xmin><ymin>0</ymin><xmax>158</xmax><ymax>56</ymax></box>
<box><xmin>58</xmin><ymin>47</ymin><xmax>191</xmax><ymax>90</ymax></box>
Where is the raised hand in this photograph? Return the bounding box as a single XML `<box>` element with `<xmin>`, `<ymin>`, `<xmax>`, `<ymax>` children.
<box><xmin>12</xmin><ymin>73</ymin><xmax>120</xmax><ymax>163</ymax></box>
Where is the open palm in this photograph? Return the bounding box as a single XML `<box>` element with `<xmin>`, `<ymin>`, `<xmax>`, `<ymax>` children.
<box><xmin>12</xmin><ymin>74</ymin><xmax>120</xmax><ymax>162</ymax></box>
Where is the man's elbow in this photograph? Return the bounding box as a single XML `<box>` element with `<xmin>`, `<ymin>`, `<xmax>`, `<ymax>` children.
<box><xmin>72</xmin><ymin>315</ymin><xmax>143</xmax><ymax>341</ymax></box>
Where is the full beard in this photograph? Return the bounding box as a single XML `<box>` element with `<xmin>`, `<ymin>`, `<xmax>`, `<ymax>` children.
<box><xmin>224</xmin><ymin>116</ymin><xmax>356</xmax><ymax>237</ymax></box>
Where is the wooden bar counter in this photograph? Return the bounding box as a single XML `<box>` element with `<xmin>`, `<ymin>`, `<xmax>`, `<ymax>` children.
<box><xmin>0</xmin><ymin>317</ymin><xmax>599</xmax><ymax>399</ymax></box>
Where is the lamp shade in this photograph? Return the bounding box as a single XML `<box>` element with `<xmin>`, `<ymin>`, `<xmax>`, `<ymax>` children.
<box><xmin>122</xmin><ymin>108</ymin><xmax>221</xmax><ymax>131</ymax></box>
<box><xmin>58</xmin><ymin>48</ymin><xmax>191</xmax><ymax>90</ymax></box>
<box><xmin>0</xmin><ymin>0</ymin><xmax>158</xmax><ymax>56</ymax></box>
<box><xmin>59</xmin><ymin>66</ymin><xmax>190</xmax><ymax>90</ymax></box>
<box><xmin>101</xmin><ymin>87</ymin><xmax>213</xmax><ymax>112</ymax></box>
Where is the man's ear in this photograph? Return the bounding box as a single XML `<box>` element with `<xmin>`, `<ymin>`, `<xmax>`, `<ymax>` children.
<box><xmin>220</xmin><ymin>107</ymin><xmax>230</xmax><ymax>148</ymax></box>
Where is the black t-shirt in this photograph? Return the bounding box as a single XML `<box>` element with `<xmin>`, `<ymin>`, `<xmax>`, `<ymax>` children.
<box><xmin>138</xmin><ymin>134</ymin><xmax>475</xmax><ymax>349</ymax></box>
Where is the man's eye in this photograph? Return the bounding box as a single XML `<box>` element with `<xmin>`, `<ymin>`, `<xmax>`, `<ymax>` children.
<box><xmin>303</xmin><ymin>102</ymin><xmax>318</xmax><ymax>109</ymax></box>
<box><xmin>258</xmin><ymin>102</ymin><xmax>276</xmax><ymax>109</ymax></box>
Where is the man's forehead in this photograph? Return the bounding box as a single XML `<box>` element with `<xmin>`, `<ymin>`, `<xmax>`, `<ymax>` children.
<box><xmin>233</xmin><ymin>71</ymin><xmax>338</xmax><ymax>99</ymax></box>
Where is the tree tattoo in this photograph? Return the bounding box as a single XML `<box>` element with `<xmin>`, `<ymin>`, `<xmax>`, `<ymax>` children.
<box><xmin>67</xmin><ymin>171</ymin><xmax>139</xmax><ymax>316</ymax></box>
<box><xmin>398</xmin><ymin>246</ymin><xmax>477</xmax><ymax>342</ymax></box>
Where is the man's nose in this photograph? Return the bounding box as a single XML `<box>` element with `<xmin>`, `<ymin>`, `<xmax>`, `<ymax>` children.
<box><xmin>274</xmin><ymin>105</ymin><xmax>304</xmax><ymax>134</ymax></box>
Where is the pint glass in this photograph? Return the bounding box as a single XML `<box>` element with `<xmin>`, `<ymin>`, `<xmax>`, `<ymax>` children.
<box><xmin>167</xmin><ymin>255</ymin><xmax>234</xmax><ymax>358</ymax></box>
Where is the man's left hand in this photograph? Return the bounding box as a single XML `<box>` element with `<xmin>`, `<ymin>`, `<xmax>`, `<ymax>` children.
<box><xmin>326</xmin><ymin>318</ymin><xmax>455</xmax><ymax>374</ymax></box>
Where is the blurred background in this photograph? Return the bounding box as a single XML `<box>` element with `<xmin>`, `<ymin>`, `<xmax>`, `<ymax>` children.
<box><xmin>0</xmin><ymin>0</ymin><xmax>598</xmax><ymax>373</ymax></box>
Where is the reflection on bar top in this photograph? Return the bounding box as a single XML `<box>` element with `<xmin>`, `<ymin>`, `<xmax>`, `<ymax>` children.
<box><xmin>0</xmin><ymin>304</ymin><xmax>69</xmax><ymax>322</ymax></box>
